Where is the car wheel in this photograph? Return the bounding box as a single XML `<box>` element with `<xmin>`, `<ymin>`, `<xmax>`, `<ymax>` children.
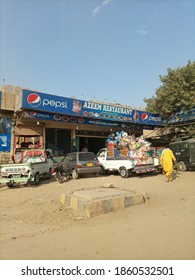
<box><xmin>34</xmin><ymin>172</ymin><xmax>40</xmax><ymax>185</ymax></box>
<box><xmin>72</xmin><ymin>169</ymin><xmax>79</xmax><ymax>179</ymax></box>
<box><xmin>178</xmin><ymin>161</ymin><xmax>187</xmax><ymax>172</ymax></box>
<box><xmin>119</xmin><ymin>167</ymin><xmax>129</xmax><ymax>178</ymax></box>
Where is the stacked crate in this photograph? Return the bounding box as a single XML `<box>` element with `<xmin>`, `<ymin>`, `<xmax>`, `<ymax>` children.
<box><xmin>107</xmin><ymin>148</ymin><xmax>129</xmax><ymax>159</ymax></box>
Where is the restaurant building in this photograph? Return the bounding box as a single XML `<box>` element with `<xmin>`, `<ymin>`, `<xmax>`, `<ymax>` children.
<box><xmin>0</xmin><ymin>86</ymin><xmax>163</xmax><ymax>162</ymax></box>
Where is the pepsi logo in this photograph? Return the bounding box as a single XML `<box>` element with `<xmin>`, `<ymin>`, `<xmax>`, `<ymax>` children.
<box><xmin>141</xmin><ymin>113</ymin><xmax>148</xmax><ymax>121</ymax></box>
<box><xmin>27</xmin><ymin>93</ymin><xmax>41</xmax><ymax>107</ymax></box>
<box><xmin>29</xmin><ymin>111</ymin><xmax>37</xmax><ymax>117</ymax></box>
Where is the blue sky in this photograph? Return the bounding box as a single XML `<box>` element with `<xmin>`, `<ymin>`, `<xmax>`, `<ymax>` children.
<box><xmin>0</xmin><ymin>0</ymin><xmax>194</xmax><ymax>108</ymax></box>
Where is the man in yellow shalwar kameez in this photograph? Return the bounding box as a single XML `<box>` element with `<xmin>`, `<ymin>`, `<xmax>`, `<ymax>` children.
<box><xmin>160</xmin><ymin>147</ymin><xmax>176</xmax><ymax>182</ymax></box>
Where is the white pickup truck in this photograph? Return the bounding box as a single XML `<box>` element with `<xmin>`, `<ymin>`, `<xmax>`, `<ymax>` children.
<box><xmin>0</xmin><ymin>149</ymin><xmax>53</xmax><ymax>187</ymax></box>
<box><xmin>97</xmin><ymin>148</ymin><xmax>160</xmax><ymax>178</ymax></box>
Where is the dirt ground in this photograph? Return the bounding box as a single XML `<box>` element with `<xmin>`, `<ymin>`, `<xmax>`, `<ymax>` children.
<box><xmin>0</xmin><ymin>170</ymin><xmax>195</xmax><ymax>260</ymax></box>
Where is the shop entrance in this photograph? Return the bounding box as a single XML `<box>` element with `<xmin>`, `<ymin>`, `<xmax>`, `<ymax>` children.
<box><xmin>79</xmin><ymin>137</ymin><xmax>106</xmax><ymax>155</ymax></box>
<box><xmin>45</xmin><ymin>128</ymin><xmax>71</xmax><ymax>156</ymax></box>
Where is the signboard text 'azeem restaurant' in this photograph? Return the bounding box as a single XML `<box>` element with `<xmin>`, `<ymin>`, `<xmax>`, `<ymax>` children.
<box><xmin>14</xmin><ymin>89</ymin><xmax>163</xmax><ymax>156</ymax></box>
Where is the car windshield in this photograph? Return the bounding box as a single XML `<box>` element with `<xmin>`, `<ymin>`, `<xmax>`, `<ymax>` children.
<box><xmin>79</xmin><ymin>153</ymin><xmax>97</xmax><ymax>161</ymax></box>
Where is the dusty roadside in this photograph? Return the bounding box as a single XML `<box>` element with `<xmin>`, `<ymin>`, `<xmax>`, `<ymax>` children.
<box><xmin>0</xmin><ymin>171</ymin><xmax>195</xmax><ymax>260</ymax></box>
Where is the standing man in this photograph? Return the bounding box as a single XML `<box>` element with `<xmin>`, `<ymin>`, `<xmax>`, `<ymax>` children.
<box><xmin>82</xmin><ymin>145</ymin><xmax>88</xmax><ymax>152</ymax></box>
<box><xmin>160</xmin><ymin>145</ymin><xmax>176</xmax><ymax>182</ymax></box>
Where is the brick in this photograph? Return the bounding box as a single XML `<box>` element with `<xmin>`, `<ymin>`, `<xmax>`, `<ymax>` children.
<box><xmin>113</xmin><ymin>196</ymin><xmax>124</xmax><ymax>210</ymax></box>
<box><xmin>85</xmin><ymin>201</ymin><xmax>93</xmax><ymax>218</ymax></box>
<box><xmin>92</xmin><ymin>200</ymin><xmax>102</xmax><ymax>217</ymax></box>
<box><xmin>85</xmin><ymin>200</ymin><xmax>102</xmax><ymax>218</ymax></box>
<box><xmin>65</xmin><ymin>194</ymin><xmax>71</xmax><ymax>205</ymax></box>
<box><xmin>101</xmin><ymin>198</ymin><xmax>113</xmax><ymax>214</ymax></box>
<box><xmin>133</xmin><ymin>194</ymin><xmax>144</xmax><ymax>205</ymax></box>
<box><xmin>77</xmin><ymin>199</ymin><xmax>87</xmax><ymax>212</ymax></box>
<box><xmin>70</xmin><ymin>196</ymin><xmax>79</xmax><ymax>210</ymax></box>
<box><xmin>124</xmin><ymin>196</ymin><xmax>134</xmax><ymax>207</ymax></box>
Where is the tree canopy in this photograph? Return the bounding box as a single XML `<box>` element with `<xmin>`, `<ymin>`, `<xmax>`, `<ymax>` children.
<box><xmin>144</xmin><ymin>60</ymin><xmax>195</xmax><ymax>116</ymax></box>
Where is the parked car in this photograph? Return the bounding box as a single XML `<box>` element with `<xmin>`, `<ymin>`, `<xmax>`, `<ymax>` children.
<box><xmin>0</xmin><ymin>149</ymin><xmax>53</xmax><ymax>187</ymax></box>
<box><xmin>170</xmin><ymin>138</ymin><xmax>195</xmax><ymax>171</ymax></box>
<box><xmin>58</xmin><ymin>152</ymin><xmax>101</xmax><ymax>179</ymax></box>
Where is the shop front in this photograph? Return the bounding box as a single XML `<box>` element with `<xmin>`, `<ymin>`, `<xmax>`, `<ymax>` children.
<box><xmin>22</xmin><ymin>109</ymin><xmax>148</xmax><ymax>156</ymax></box>
<box><xmin>13</xmin><ymin>124</ymin><xmax>44</xmax><ymax>163</ymax></box>
<box><xmin>13</xmin><ymin>89</ymin><xmax>163</xmax><ymax>158</ymax></box>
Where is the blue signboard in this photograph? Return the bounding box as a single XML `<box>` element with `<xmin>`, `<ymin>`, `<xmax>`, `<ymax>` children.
<box><xmin>0</xmin><ymin>118</ymin><xmax>12</xmax><ymax>134</ymax></box>
<box><xmin>0</xmin><ymin>118</ymin><xmax>12</xmax><ymax>152</ymax></box>
<box><xmin>165</xmin><ymin>108</ymin><xmax>195</xmax><ymax>124</ymax></box>
<box><xmin>20</xmin><ymin>90</ymin><xmax>163</xmax><ymax>126</ymax></box>
<box><xmin>0</xmin><ymin>134</ymin><xmax>11</xmax><ymax>152</ymax></box>
<box><xmin>24</xmin><ymin>111</ymin><xmax>154</xmax><ymax>130</ymax></box>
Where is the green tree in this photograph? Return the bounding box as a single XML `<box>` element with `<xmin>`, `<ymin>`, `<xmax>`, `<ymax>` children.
<box><xmin>144</xmin><ymin>60</ymin><xmax>195</xmax><ymax>115</ymax></box>
<box><xmin>144</xmin><ymin>61</ymin><xmax>195</xmax><ymax>139</ymax></box>
<box><xmin>182</xmin><ymin>124</ymin><xmax>195</xmax><ymax>138</ymax></box>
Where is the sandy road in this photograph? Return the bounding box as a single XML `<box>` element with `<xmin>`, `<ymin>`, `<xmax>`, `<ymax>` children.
<box><xmin>0</xmin><ymin>171</ymin><xmax>195</xmax><ymax>260</ymax></box>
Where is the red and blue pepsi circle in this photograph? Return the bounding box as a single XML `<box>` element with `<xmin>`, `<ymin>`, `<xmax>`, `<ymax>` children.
<box><xmin>141</xmin><ymin>112</ymin><xmax>148</xmax><ymax>121</ymax></box>
<box><xmin>27</xmin><ymin>93</ymin><xmax>41</xmax><ymax>107</ymax></box>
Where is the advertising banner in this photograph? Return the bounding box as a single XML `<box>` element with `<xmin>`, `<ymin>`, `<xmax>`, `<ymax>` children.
<box><xmin>0</xmin><ymin>118</ymin><xmax>12</xmax><ymax>152</ymax></box>
<box><xmin>0</xmin><ymin>134</ymin><xmax>11</xmax><ymax>152</ymax></box>
<box><xmin>0</xmin><ymin>117</ymin><xmax>12</xmax><ymax>134</ymax></box>
<box><xmin>19</xmin><ymin>90</ymin><xmax>162</xmax><ymax>126</ymax></box>
<box><xmin>165</xmin><ymin>108</ymin><xmax>195</xmax><ymax>124</ymax></box>
<box><xmin>24</xmin><ymin>111</ymin><xmax>154</xmax><ymax>130</ymax></box>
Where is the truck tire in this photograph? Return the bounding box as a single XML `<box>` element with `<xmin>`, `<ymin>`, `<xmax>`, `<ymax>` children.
<box><xmin>119</xmin><ymin>167</ymin><xmax>129</xmax><ymax>178</ymax></box>
<box><xmin>34</xmin><ymin>172</ymin><xmax>40</xmax><ymax>185</ymax></box>
<box><xmin>178</xmin><ymin>161</ymin><xmax>187</xmax><ymax>172</ymax></box>
<box><xmin>72</xmin><ymin>169</ymin><xmax>79</xmax><ymax>179</ymax></box>
<box><xmin>7</xmin><ymin>180</ymin><xmax>15</xmax><ymax>188</ymax></box>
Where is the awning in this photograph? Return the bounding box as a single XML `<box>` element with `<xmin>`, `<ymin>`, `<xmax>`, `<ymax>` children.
<box><xmin>14</xmin><ymin>125</ymin><xmax>43</xmax><ymax>136</ymax></box>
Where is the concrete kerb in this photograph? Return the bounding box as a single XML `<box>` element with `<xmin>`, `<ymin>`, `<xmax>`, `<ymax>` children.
<box><xmin>60</xmin><ymin>185</ymin><xmax>145</xmax><ymax>218</ymax></box>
